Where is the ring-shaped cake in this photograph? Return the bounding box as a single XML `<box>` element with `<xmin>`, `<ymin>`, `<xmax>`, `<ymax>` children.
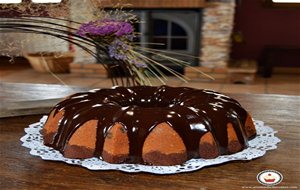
<box><xmin>42</xmin><ymin>86</ymin><xmax>256</xmax><ymax>166</ymax></box>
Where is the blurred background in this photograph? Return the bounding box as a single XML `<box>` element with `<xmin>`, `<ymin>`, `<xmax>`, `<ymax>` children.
<box><xmin>0</xmin><ymin>0</ymin><xmax>299</xmax><ymax>95</ymax></box>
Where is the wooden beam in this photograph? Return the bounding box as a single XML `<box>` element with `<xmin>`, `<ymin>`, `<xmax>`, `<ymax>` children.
<box><xmin>102</xmin><ymin>0</ymin><xmax>206</xmax><ymax>8</ymax></box>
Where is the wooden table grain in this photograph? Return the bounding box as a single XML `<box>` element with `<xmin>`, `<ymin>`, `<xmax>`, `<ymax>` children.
<box><xmin>0</xmin><ymin>83</ymin><xmax>299</xmax><ymax>190</ymax></box>
<box><xmin>0</xmin><ymin>82</ymin><xmax>87</xmax><ymax>118</ymax></box>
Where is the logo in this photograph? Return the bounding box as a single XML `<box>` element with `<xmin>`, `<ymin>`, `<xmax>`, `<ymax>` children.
<box><xmin>257</xmin><ymin>170</ymin><xmax>283</xmax><ymax>186</ymax></box>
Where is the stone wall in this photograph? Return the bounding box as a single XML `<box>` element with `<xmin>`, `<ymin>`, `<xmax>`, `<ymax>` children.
<box><xmin>69</xmin><ymin>0</ymin><xmax>98</xmax><ymax>64</ymax></box>
<box><xmin>0</xmin><ymin>22</ymin><xmax>69</xmax><ymax>57</ymax></box>
<box><xmin>0</xmin><ymin>1</ymin><xmax>70</xmax><ymax>57</ymax></box>
<box><xmin>200</xmin><ymin>0</ymin><xmax>235</xmax><ymax>68</ymax></box>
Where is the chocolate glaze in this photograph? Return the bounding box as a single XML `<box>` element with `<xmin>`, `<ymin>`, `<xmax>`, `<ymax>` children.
<box><xmin>46</xmin><ymin>86</ymin><xmax>249</xmax><ymax>164</ymax></box>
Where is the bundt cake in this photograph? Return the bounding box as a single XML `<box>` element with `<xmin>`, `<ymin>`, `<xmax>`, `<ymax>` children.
<box><xmin>42</xmin><ymin>86</ymin><xmax>256</xmax><ymax>166</ymax></box>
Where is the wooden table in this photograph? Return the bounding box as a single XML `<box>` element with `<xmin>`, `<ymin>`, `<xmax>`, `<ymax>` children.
<box><xmin>0</xmin><ymin>82</ymin><xmax>87</xmax><ymax>118</ymax></box>
<box><xmin>0</xmin><ymin>83</ymin><xmax>299</xmax><ymax>189</ymax></box>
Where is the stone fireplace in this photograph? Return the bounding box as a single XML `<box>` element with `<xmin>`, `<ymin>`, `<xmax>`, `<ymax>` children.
<box><xmin>0</xmin><ymin>0</ymin><xmax>237</xmax><ymax>78</ymax></box>
<box><xmin>70</xmin><ymin>0</ymin><xmax>236</xmax><ymax>77</ymax></box>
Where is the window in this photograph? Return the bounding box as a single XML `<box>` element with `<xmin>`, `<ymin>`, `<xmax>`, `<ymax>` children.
<box><xmin>263</xmin><ymin>0</ymin><xmax>300</xmax><ymax>7</ymax></box>
<box><xmin>272</xmin><ymin>0</ymin><xmax>300</xmax><ymax>2</ymax></box>
<box><xmin>132</xmin><ymin>10</ymin><xmax>202</xmax><ymax>67</ymax></box>
<box><xmin>152</xmin><ymin>19</ymin><xmax>188</xmax><ymax>50</ymax></box>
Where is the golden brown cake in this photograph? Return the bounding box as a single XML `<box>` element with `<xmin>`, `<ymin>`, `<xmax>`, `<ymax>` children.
<box><xmin>42</xmin><ymin>86</ymin><xmax>256</xmax><ymax>166</ymax></box>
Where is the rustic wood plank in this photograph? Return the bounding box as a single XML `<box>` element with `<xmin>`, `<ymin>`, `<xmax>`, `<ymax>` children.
<box><xmin>0</xmin><ymin>98</ymin><xmax>62</xmax><ymax>118</ymax></box>
<box><xmin>102</xmin><ymin>0</ymin><xmax>206</xmax><ymax>8</ymax></box>
<box><xmin>0</xmin><ymin>82</ymin><xmax>87</xmax><ymax>118</ymax></box>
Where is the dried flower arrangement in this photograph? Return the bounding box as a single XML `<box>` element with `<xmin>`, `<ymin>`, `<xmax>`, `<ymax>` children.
<box><xmin>0</xmin><ymin>0</ymin><xmax>212</xmax><ymax>86</ymax></box>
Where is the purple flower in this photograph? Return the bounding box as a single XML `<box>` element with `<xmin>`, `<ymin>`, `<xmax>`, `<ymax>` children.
<box><xmin>76</xmin><ymin>19</ymin><xmax>134</xmax><ymax>38</ymax></box>
<box><xmin>108</xmin><ymin>39</ymin><xmax>147</xmax><ymax>68</ymax></box>
<box><xmin>108</xmin><ymin>39</ymin><xmax>130</xmax><ymax>60</ymax></box>
<box><xmin>76</xmin><ymin>19</ymin><xmax>147</xmax><ymax>69</ymax></box>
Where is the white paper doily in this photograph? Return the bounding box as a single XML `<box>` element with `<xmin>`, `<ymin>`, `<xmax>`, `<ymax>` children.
<box><xmin>20</xmin><ymin>116</ymin><xmax>281</xmax><ymax>174</ymax></box>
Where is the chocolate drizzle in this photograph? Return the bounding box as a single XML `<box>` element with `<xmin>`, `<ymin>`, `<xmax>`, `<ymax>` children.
<box><xmin>47</xmin><ymin>86</ymin><xmax>249</xmax><ymax>164</ymax></box>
